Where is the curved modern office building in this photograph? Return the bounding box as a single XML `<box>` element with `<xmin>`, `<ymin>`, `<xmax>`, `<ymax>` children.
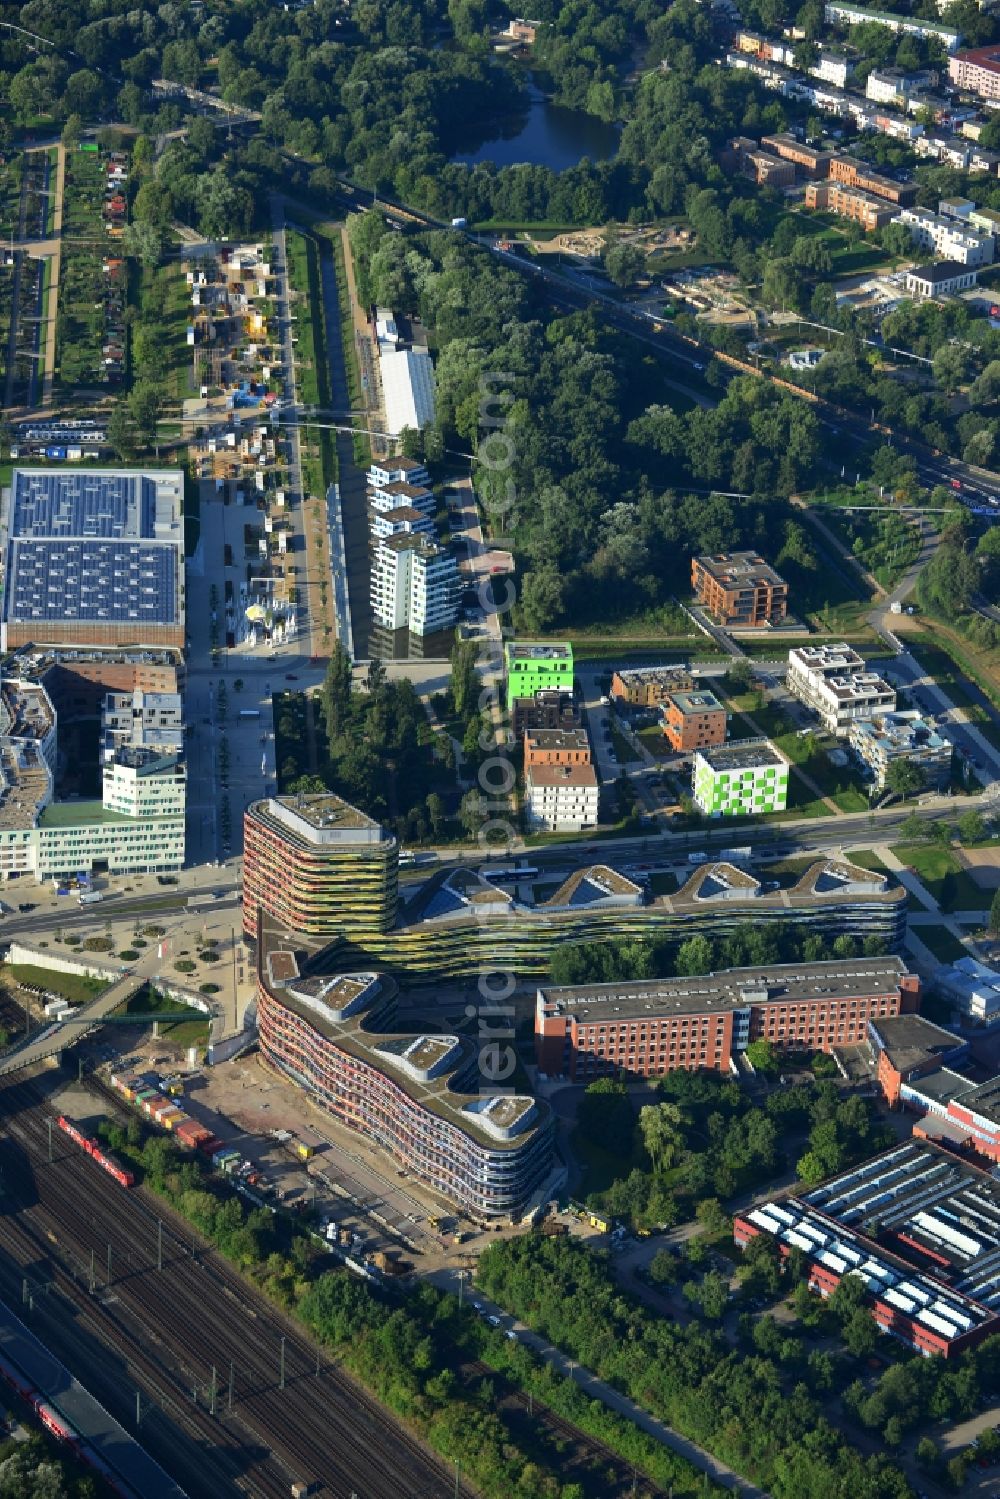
<box><xmin>256</xmin><ymin>933</ymin><xmax>554</xmax><ymax>1221</ymax></box>
<box><xmin>243</xmin><ymin>794</ymin><xmax>398</xmax><ymax>941</ymax></box>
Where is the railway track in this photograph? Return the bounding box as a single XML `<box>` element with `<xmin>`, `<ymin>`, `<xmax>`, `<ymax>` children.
<box><xmin>0</xmin><ymin>1188</ymin><xmax>285</xmax><ymax>1498</ymax></box>
<box><xmin>466</xmin><ymin>1360</ymin><xmax>666</xmax><ymax>1499</ymax></box>
<box><xmin>0</xmin><ymin>1076</ymin><xmax>473</xmax><ymax>1498</ymax></box>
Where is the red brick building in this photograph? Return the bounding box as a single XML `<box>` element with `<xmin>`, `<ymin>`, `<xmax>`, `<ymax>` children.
<box><xmin>661</xmin><ymin>689</ymin><xmax>727</xmax><ymax>753</ymax></box>
<box><xmin>535</xmin><ymin>958</ymin><xmax>918</xmax><ymax>1081</ymax></box>
<box><xmin>523</xmin><ymin>727</ymin><xmax>591</xmax><ymax>768</ymax></box>
<box><xmin>690</xmin><ymin>552</ymin><xmax>789</xmax><ymax>628</ymax></box>
<box><xmin>734</xmin><ymin>1143</ymin><xmax>1000</xmax><ymax>1358</ymax></box>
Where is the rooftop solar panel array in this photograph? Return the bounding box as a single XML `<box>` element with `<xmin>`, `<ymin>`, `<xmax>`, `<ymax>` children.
<box><xmin>10</xmin><ymin>471</ymin><xmax>155</xmax><ymax>540</ymax></box>
<box><xmin>3</xmin><ymin>470</ymin><xmax>182</xmax><ymax>630</ymax></box>
<box><xmin>7</xmin><ymin>541</ymin><xmax>176</xmax><ymax>623</ymax></box>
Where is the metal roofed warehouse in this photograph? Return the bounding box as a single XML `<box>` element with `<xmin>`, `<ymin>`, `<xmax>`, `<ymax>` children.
<box><xmin>736</xmin><ymin>1140</ymin><xmax>1000</xmax><ymax>1356</ymax></box>
<box><xmin>1</xmin><ymin>468</ymin><xmax>185</xmax><ymax>650</ymax></box>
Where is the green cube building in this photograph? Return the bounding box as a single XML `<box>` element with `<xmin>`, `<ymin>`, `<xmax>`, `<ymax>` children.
<box><xmin>693</xmin><ymin>737</ymin><xmax>789</xmax><ymax>818</ymax></box>
<box><xmin>505</xmin><ymin>642</ymin><xmax>574</xmax><ymax>710</ymax></box>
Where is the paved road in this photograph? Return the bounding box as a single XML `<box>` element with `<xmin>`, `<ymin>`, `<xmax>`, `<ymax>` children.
<box><xmin>0</xmin><ymin>972</ymin><xmax>146</xmax><ymax>1077</ymax></box>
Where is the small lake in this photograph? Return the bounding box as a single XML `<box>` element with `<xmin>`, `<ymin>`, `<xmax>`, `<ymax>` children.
<box><xmin>451</xmin><ymin>87</ymin><xmax>619</xmax><ymax>172</ymax></box>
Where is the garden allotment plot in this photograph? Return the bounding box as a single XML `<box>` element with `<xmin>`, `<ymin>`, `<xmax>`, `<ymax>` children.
<box><xmin>56</xmin><ymin>145</ymin><xmax>128</xmax><ymax>395</ymax></box>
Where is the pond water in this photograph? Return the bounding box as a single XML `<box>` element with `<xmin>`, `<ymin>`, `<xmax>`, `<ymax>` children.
<box><xmin>451</xmin><ymin>87</ymin><xmax>620</xmax><ymax>172</ymax></box>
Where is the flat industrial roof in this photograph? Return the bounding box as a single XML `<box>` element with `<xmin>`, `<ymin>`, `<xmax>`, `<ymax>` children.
<box><xmin>696</xmin><ymin>737</ymin><xmax>788</xmax><ymax>773</ymax></box>
<box><xmin>871</xmin><ymin>1013</ymin><xmax>963</xmax><ymax>1074</ymax></box>
<box><xmin>694</xmin><ymin>551</ymin><xmax>787</xmax><ymax>588</ymax></box>
<box><xmin>537</xmin><ymin>957</ymin><xmax>908</xmax><ymax>1024</ymax></box>
<box><xmin>506</xmin><ymin>642</ymin><xmax>573</xmax><ymax>662</ymax></box>
<box><xmin>270</xmin><ymin>794</ymin><xmax>380</xmax><ymax>832</ymax></box>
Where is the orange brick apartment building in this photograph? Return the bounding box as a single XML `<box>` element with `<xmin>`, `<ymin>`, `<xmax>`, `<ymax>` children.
<box><xmin>535</xmin><ymin>958</ymin><xmax>919</xmax><ymax>1081</ymax></box>
<box><xmin>661</xmin><ymin>689</ymin><xmax>728</xmax><ymax>753</ymax></box>
<box><xmin>523</xmin><ymin>728</ymin><xmax>591</xmax><ymax>767</ymax></box>
<box><xmin>691</xmin><ymin>552</ymin><xmax>789</xmax><ymax>628</ymax></box>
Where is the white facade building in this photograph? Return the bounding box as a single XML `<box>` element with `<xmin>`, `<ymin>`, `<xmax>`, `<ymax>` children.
<box><xmin>371</xmin><ymin>535</ymin><xmax>459</xmax><ymax>636</ymax></box>
<box><xmin>101</xmin><ymin>688</ymin><xmax>183</xmax><ymax>763</ymax></box>
<box><xmin>525</xmin><ymin>763</ymin><xmax>600</xmax><ymax>831</ymax></box>
<box><xmin>892</xmin><ymin>206</ymin><xmax>995</xmax><ymax>265</ymax></box>
<box><xmin>787</xmin><ymin>643</ymin><xmax>896</xmax><ymax>734</ymax></box>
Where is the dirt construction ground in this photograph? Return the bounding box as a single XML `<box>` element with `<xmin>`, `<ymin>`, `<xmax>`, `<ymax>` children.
<box><xmin>959</xmin><ymin>847</ymin><xmax>1000</xmax><ymax>889</ymax></box>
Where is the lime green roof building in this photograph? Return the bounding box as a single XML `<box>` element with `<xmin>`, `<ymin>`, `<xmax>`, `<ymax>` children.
<box><xmin>505</xmin><ymin>642</ymin><xmax>573</xmax><ymax>710</ymax></box>
<box><xmin>693</xmin><ymin>737</ymin><xmax>789</xmax><ymax>818</ymax></box>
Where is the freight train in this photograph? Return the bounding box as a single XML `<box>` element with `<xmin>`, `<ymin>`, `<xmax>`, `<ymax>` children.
<box><xmin>56</xmin><ymin>1115</ymin><xmax>134</xmax><ymax>1188</ymax></box>
<box><xmin>0</xmin><ymin>1342</ymin><xmax>143</xmax><ymax>1499</ymax></box>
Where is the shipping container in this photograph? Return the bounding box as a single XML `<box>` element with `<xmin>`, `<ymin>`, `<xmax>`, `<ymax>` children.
<box><xmin>198</xmin><ymin>1136</ymin><xmax>224</xmax><ymax>1156</ymax></box>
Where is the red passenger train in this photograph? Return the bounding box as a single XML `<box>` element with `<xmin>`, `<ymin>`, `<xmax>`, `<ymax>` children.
<box><xmin>56</xmin><ymin>1115</ymin><xmax>134</xmax><ymax>1188</ymax></box>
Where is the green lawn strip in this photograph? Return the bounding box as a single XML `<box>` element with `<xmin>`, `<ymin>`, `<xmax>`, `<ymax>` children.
<box><xmin>566</xmin><ymin>638</ymin><xmax>717</xmax><ymax>662</ymax></box>
<box><xmin>637</xmin><ymin>724</ymin><xmax>672</xmax><ymax>757</ymax></box>
<box><xmin>6</xmin><ymin>963</ymin><xmax>111</xmax><ymax>1005</ymax></box>
<box><xmin>609</xmin><ymin>719</ymin><xmax>637</xmax><ymax>764</ymax></box>
<box><xmin>904</xmin><ymin>631</ymin><xmax>1000</xmax><ymax>721</ymax></box>
<box><xmin>841</xmin><ymin>849</ymin><xmax>890</xmax><ymax>874</ymax></box>
<box><xmin>330</xmin><ymin>230</ymin><xmax>372</xmax><ymax>469</ymax></box>
<box><xmin>890</xmin><ymin>844</ymin><xmax>988</xmax><ymax>913</ymax></box>
<box><xmin>913</xmin><ymin>924</ymin><xmax>968</xmax><ymax>964</ymax></box>
<box><xmin>118</xmin><ymin>986</ymin><xmax>210</xmax><ymax>1047</ymax></box>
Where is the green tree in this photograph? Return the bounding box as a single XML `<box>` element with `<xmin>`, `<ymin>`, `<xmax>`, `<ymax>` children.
<box><xmin>638</xmin><ymin>1101</ymin><xmax>686</xmax><ymax>1173</ymax></box>
<box><xmin>675</xmin><ymin>933</ymin><xmax>714</xmax><ymax>976</ymax></box>
<box><xmin>107</xmin><ymin>404</ymin><xmax>136</xmax><ymax>460</ymax></box>
<box><xmin>425</xmin><ymin>792</ymin><xmax>446</xmax><ymax>838</ymax></box>
<box><xmin>990</xmin><ymin>888</ymin><xmax>1000</xmax><ymax>937</ymax></box>
<box><xmin>957</xmin><ymin>809</ymin><xmax>987</xmax><ymax>845</ymax></box>
<box><xmin>648</xmin><ymin>1248</ymin><xmax>679</xmax><ymax>1287</ymax></box>
<box><xmin>128</xmin><ymin>382</ymin><xmax>163</xmax><ymax>446</ymax></box>
<box><xmin>604</xmin><ymin>239</ymin><xmax>645</xmax><ymax>289</ymax></box>
<box><xmin>576</xmin><ymin>1079</ymin><xmax>634</xmax><ymax>1157</ymax></box>
<box><xmin>885</xmin><ymin>759</ymin><xmax>926</xmax><ymax>799</ymax></box>
<box><xmin>745</xmin><ymin>1038</ymin><xmax>779</xmax><ymax>1076</ymax></box>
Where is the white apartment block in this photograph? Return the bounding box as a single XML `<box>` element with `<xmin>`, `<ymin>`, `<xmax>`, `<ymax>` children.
<box><xmin>368</xmin><ymin>481</ymin><xmax>436</xmax><ymax>517</ymax></box>
<box><xmin>102</xmin><ymin>748</ymin><xmax>186</xmax><ymax>820</ymax></box>
<box><xmin>824</xmin><ymin>2</ymin><xmax>961</xmax><ymax>51</ymax></box>
<box><xmin>811</xmin><ymin>51</ymin><xmax>853</xmax><ymax>88</ymax></box>
<box><xmin>0</xmin><ymin>675</ymin><xmax>185</xmax><ymax>883</ymax></box>
<box><xmin>525</xmin><ymin>763</ymin><xmax>600</xmax><ymax>832</ymax></box>
<box><xmin>368</xmin><ymin>458</ymin><xmax>431</xmax><ymax>490</ymax></box>
<box><xmin>787</xmin><ymin>643</ymin><xmax>896</xmax><ymax>734</ymax></box>
<box><xmin>892</xmin><ymin>206</ymin><xmax>995</xmax><ymax>265</ymax></box>
<box><xmin>370</xmin><ymin>505</ymin><xmax>435</xmax><ymax>544</ymax></box>
<box><xmin>101</xmin><ymin>688</ymin><xmax>183</xmax><ymax>763</ymax></box>
<box><xmin>371</xmin><ymin>535</ymin><xmax>459</xmax><ymax>636</ymax></box>
<box><xmin>867</xmin><ymin>68</ymin><xmax>930</xmax><ymax>105</ymax></box>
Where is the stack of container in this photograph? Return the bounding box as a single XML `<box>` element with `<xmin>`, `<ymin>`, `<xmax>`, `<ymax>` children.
<box><xmin>107</xmin><ymin>1072</ymin><xmax>244</xmax><ymax>1181</ymax></box>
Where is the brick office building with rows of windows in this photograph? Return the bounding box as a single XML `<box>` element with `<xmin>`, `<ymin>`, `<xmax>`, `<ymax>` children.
<box><xmin>535</xmin><ymin>958</ymin><xmax>919</xmax><ymax>1081</ymax></box>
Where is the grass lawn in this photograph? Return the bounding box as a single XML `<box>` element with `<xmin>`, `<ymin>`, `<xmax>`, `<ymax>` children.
<box><xmin>542</xmin><ymin>637</ymin><xmax>710</xmax><ymax>660</ymax></box>
<box><xmin>722</xmin><ymin>690</ymin><xmax>868</xmax><ymax>816</ymax></box>
<box><xmin>610</xmin><ymin>719</ymin><xmax>637</xmax><ymax>764</ymax></box>
<box><xmin>913</xmin><ymin>924</ymin><xmax>968</xmax><ymax>964</ymax></box>
<box><xmin>637</xmin><ymin>724</ymin><xmax>672</xmax><ymax>758</ymax></box>
<box><xmin>890</xmin><ymin>844</ymin><xmax>988</xmax><ymax>913</ymax></box>
<box><xmin>902</xmin><ymin>627</ymin><xmax>1000</xmax><ymax>727</ymax></box>
<box><xmin>120</xmin><ymin>986</ymin><xmax>210</xmax><ymax>1048</ymax></box>
<box><xmin>6</xmin><ymin>963</ymin><xmax>110</xmax><ymax>1004</ymax></box>
<box><xmin>842</xmin><ymin>849</ymin><xmax>890</xmax><ymax>874</ymax></box>
<box><xmin>565</xmin><ymin>602</ymin><xmax>696</xmax><ymax>638</ymax></box>
<box><xmin>649</xmin><ymin>871</ymin><xmax>678</xmax><ymax>896</ymax></box>
<box><xmin>819</xmin><ymin>509</ymin><xmax>921</xmax><ymax>592</ymax></box>
<box><xmin>755</xmin><ymin>855</ymin><xmax>821</xmax><ymax>885</ymax></box>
